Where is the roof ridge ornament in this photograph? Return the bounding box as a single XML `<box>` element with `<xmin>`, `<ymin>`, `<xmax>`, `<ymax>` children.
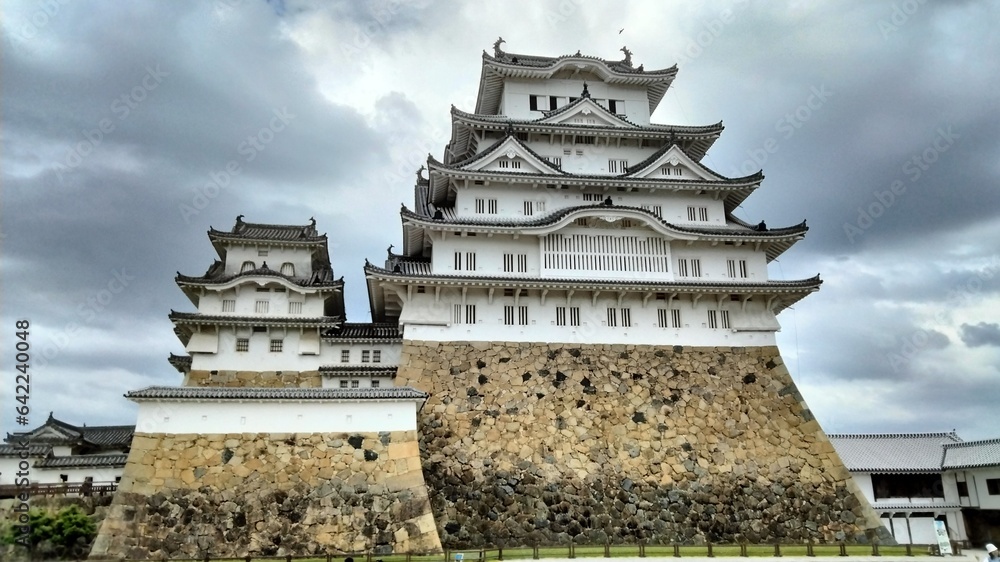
<box><xmin>416</xmin><ymin>165</ymin><xmax>426</xmax><ymax>182</ymax></box>
<box><xmin>493</xmin><ymin>36</ymin><xmax>505</xmax><ymax>58</ymax></box>
<box><xmin>234</xmin><ymin>214</ymin><xmax>244</xmax><ymax>232</ymax></box>
<box><xmin>620</xmin><ymin>46</ymin><xmax>633</xmax><ymax>67</ymax></box>
<box><xmin>581</xmin><ymin>82</ymin><xmax>591</xmax><ymax>99</ymax></box>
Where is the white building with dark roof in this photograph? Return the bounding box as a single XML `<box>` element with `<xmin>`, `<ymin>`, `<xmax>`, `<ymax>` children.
<box><xmin>364</xmin><ymin>43</ymin><xmax>819</xmax><ymax>347</ymax></box>
<box><xmin>0</xmin><ymin>413</ymin><xmax>132</xmax><ymax>491</ymax></box>
<box><xmin>829</xmin><ymin>432</ymin><xmax>1000</xmax><ymax>547</ymax></box>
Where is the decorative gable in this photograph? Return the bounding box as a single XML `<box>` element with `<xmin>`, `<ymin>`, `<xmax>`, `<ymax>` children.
<box><xmin>462</xmin><ymin>136</ymin><xmax>561</xmax><ymax>175</ymax></box>
<box><xmin>538</xmin><ymin>97</ymin><xmax>631</xmax><ymax>128</ymax></box>
<box><xmin>626</xmin><ymin>145</ymin><xmax>717</xmax><ymax>181</ymax></box>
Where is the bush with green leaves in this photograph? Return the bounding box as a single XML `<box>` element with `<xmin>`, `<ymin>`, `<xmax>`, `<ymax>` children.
<box><xmin>2</xmin><ymin>505</ymin><xmax>96</xmax><ymax>559</ymax></box>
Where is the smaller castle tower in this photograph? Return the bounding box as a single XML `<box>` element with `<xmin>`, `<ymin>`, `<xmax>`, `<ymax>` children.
<box><xmin>90</xmin><ymin>218</ymin><xmax>442</xmax><ymax>560</ymax></box>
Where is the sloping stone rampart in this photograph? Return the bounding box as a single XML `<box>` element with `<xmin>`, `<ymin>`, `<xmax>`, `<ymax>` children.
<box><xmin>396</xmin><ymin>341</ymin><xmax>890</xmax><ymax>548</ymax></box>
<box><xmin>89</xmin><ymin>430</ymin><xmax>440</xmax><ymax>559</ymax></box>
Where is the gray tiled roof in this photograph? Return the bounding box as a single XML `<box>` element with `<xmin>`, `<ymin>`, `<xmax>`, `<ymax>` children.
<box><xmin>942</xmin><ymin>438</ymin><xmax>1000</xmax><ymax>469</ymax></box>
<box><xmin>208</xmin><ymin>216</ymin><xmax>325</xmax><ymax>244</ymax></box>
<box><xmin>175</xmin><ymin>265</ymin><xmax>342</xmax><ymax>288</ymax></box>
<box><xmin>827</xmin><ymin>432</ymin><xmax>962</xmax><ymax>473</ymax></box>
<box><xmin>81</xmin><ymin>426</ymin><xmax>134</xmax><ymax>448</ymax></box>
<box><xmin>0</xmin><ymin>444</ymin><xmax>51</xmax><ymax>457</ymax></box>
<box><xmin>34</xmin><ymin>454</ymin><xmax>128</xmax><ymax>469</ymax></box>
<box><xmin>169</xmin><ymin>311</ymin><xmax>343</xmax><ymax>326</ymax></box>
<box><xmin>318</xmin><ymin>366</ymin><xmax>398</xmax><ymax>377</ymax></box>
<box><xmin>323</xmin><ymin>323</ymin><xmax>401</xmax><ymax>340</ymax></box>
<box><xmin>126</xmin><ymin>386</ymin><xmax>427</xmax><ymax>401</ymax></box>
<box><xmin>168</xmin><ymin>353</ymin><xmax>192</xmax><ymax>373</ymax></box>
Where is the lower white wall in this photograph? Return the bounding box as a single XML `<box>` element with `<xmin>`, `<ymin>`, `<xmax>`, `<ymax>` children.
<box><xmin>0</xmin><ymin>457</ymin><xmax>122</xmax><ymax>486</ymax></box>
<box><xmin>133</xmin><ymin>399</ymin><xmax>419</xmax><ymax>434</ymax></box>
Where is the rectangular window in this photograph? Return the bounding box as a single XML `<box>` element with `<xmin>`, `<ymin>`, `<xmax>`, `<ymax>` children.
<box><xmin>236</xmin><ymin>338</ymin><xmax>249</xmax><ymax>352</ymax></box>
<box><xmin>258</xmin><ymin>249</ymin><xmax>268</xmax><ymax>257</ymax></box>
<box><xmin>721</xmin><ymin>310</ymin><xmax>731</xmax><ymax>329</ymax></box>
<box><xmin>699</xmin><ymin>207</ymin><xmax>709</xmax><ymax>221</ymax></box>
<box><xmin>570</xmin><ymin>307</ymin><xmax>580</xmax><ymax>326</ymax></box>
<box><xmin>255</xmin><ymin>300</ymin><xmax>269</xmax><ymax>314</ymax></box>
<box><xmin>607</xmin><ymin>99</ymin><xmax>625</xmax><ymax>115</ymax></box>
<box><xmin>518</xmin><ymin>254</ymin><xmax>528</xmax><ymax>272</ymax></box>
<box><xmin>608</xmin><ymin>159</ymin><xmax>628</xmax><ymax>174</ymax></box>
<box><xmin>256</xmin><ymin>287</ymin><xmax>269</xmax><ymax>292</ymax></box>
<box><xmin>657</xmin><ymin>309</ymin><xmax>669</xmax><ymax>328</ymax></box>
<box><xmin>504</xmin><ymin>305</ymin><xmax>515</xmax><ymax>326</ymax></box>
<box><xmin>340</xmin><ymin>349</ymin><xmax>350</xmax><ymax>363</ymax></box>
<box><xmin>270</xmin><ymin>339</ymin><xmax>283</xmax><ymax>352</ymax></box>
<box><xmin>727</xmin><ymin>259</ymin><xmax>748</xmax><ymax>279</ymax></box>
<box><xmin>988</xmin><ymin>478</ymin><xmax>1000</xmax><ymax>495</ymax></box>
<box><xmin>488</xmin><ymin>199</ymin><xmax>497</xmax><ymax>214</ymax></box>
<box><xmin>518</xmin><ymin>305</ymin><xmax>529</xmax><ymax>326</ymax></box>
<box><xmin>529</xmin><ymin>94</ymin><xmax>541</xmax><ymax>111</ymax></box>
<box><xmin>661</xmin><ymin>165</ymin><xmax>682</xmax><ymax>176</ymax></box>
<box><xmin>351</xmin><ymin>379</ymin><xmax>360</xmax><ymax>389</ymax></box>
<box><xmin>524</xmin><ymin>201</ymin><xmax>534</xmax><ymax>216</ymax></box>
<box><xmin>957</xmin><ymin>481</ymin><xmax>969</xmax><ymax>497</ymax></box>
<box><xmin>576</xmin><ymin>136</ymin><xmax>595</xmax><ymax>145</ymax></box>
<box><xmin>361</xmin><ymin>350</ymin><xmax>370</xmax><ymax>363</ymax></box>
<box><xmin>465</xmin><ymin>304</ymin><xmax>476</xmax><ymax>324</ymax></box>
<box><xmin>222</xmin><ymin>299</ymin><xmax>236</xmax><ymax>312</ymax></box>
<box><xmin>556</xmin><ymin>307</ymin><xmax>567</xmax><ymax>326</ymax></box>
<box><xmin>607</xmin><ymin>307</ymin><xmax>618</xmax><ymax>327</ymax></box>
<box><xmin>371</xmin><ymin>379</ymin><xmax>380</xmax><ymax>388</ymax></box>
<box><xmin>545</xmin><ymin>156</ymin><xmax>562</xmax><ymax>167</ymax></box>
<box><xmin>641</xmin><ymin>205</ymin><xmax>663</xmax><ymax>218</ymax></box>
<box><xmin>466</xmin><ymin>252</ymin><xmax>476</xmax><ymax>270</ymax></box>
<box><xmin>454</xmin><ymin>304</ymin><xmax>462</xmax><ymax>324</ymax></box>
<box><xmin>583</xmin><ymin>193</ymin><xmax>601</xmax><ymax>202</ymax></box>
<box><xmin>672</xmin><ymin>309</ymin><xmax>682</xmax><ymax>328</ymax></box>
<box><xmin>549</xmin><ymin>95</ymin><xmax>559</xmax><ymax>110</ymax></box>
<box><xmin>339</xmin><ymin>380</ymin><xmax>349</xmax><ymax>389</ymax></box>
<box><xmin>691</xmin><ymin>259</ymin><xmax>702</xmax><ymax>277</ymax></box>
<box><xmin>475</xmin><ymin>198</ymin><xmax>485</xmax><ymax>213</ymax></box>
<box><xmin>454</xmin><ymin>251</ymin><xmax>462</xmax><ymax>270</ymax></box>
<box><xmin>373</xmin><ymin>350</ymin><xmax>381</xmax><ymax>363</ymax></box>
<box><xmin>288</xmin><ymin>301</ymin><xmax>302</xmax><ymax>314</ymax></box>
<box><xmin>503</xmin><ymin>253</ymin><xmax>514</xmax><ymax>272</ymax></box>
<box><xmin>677</xmin><ymin>259</ymin><xmax>688</xmax><ymax>277</ymax></box>
<box><xmin>620</xmin><ymin>308</ymin><xmax>631</xmax><ymax>327</ymax></box>
<box><xmin>707</xmin><ymin>310</ymin><xmax>718</xmax><ymax>329</ymax></box>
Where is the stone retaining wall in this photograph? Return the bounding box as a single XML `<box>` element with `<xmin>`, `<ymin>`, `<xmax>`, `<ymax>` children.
<box><xmin>396</xmin><ymin>341</ymin><xmax>890</xmax><ymax>548</ymax></box>
<box><xmin>89</xmin><ymin>430</ymin><xmax>440</xmax><ymax>559</ymax></box>
<box><xmin>184</xmin><ymin>370</ymin><xmax>321</xmax><ymax>387</ymax></box>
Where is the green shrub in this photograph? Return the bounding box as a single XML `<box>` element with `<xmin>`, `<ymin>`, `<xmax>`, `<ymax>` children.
<box><xmin>2</xmin><ymin>505</ymin><xmax>96</xmax><ymax>559</ymax></box>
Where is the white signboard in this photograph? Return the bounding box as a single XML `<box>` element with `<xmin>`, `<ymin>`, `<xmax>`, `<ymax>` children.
<box><xmin>933</xmin><ymin>520</ymin><xmax>952</xmax><ymax>556</ymax></box>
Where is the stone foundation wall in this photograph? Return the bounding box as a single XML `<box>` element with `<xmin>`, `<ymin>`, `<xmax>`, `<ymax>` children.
<box><xmin>184</xmin><ymin>370</ymin><xmax>321</xmax><ymax>387</ymax></box>
<box><xmin>89</xmin><ymin>431</ymin><xmax>440</xmax><ymax>559</ymax></box>
<box><xmin>396</xmin><ymin>341</ymin><xmax>890</xmax><ymax>548</ymax></box>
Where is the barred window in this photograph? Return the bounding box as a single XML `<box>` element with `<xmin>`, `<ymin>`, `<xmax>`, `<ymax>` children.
<box><xmin>236</xmin><ymin>338</ymin><xmax>249</xmax><ymax>352</ymax></box>
<box><xmin>222</xmin><ymin>299</ymin><xmax>236</xmax><ymax>312</ymax></box>
<box><xmin>270</xmin><ymin>339</ymin><xmax>283</xmax><ymax>352</ymax></box>
<box><xmin>341</xmin><ymin>349</ymin><xmax>350</xmax><ymax>363</ymax></box>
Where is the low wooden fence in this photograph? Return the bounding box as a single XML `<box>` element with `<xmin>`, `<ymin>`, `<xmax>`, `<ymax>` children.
<box><xmin>0</xmin><ymin>480</ymin><xmax>118</xmax><ymax>498</ymax></box>
<box><xmin>85</xmin><ymin>539</ymin><xmax>967</xmax><ymax>561</ymax></box>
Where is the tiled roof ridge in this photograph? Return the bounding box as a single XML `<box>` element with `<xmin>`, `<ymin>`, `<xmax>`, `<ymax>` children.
<box><xmin>943</xmin><ymin>436</ymin><xmax>1000</xmax><ymax>448</ymax></box>
<box><xmin>402</xmin><ymin>204</ymin><xmax>808</xmax><ymax>237</ymax></box>
<box><xmin>483</xmin><ymin>49</ymin><xmax>677</xmax><ymax>77</ymax></box>
<box><xmin>828</xmin><ymin>431</ymin><xmax>962</xmax><ymax>440</ymax></box>
<box><xmin>428</xmin><ymin>156</ymin><xmax>763</xmax><ymax>186</ymax></box>
<box><xmin>207</xmin><ymin>216</ymin><xmax>325</xmax><ymax>242</ymax></box>
<box><xmin>169</xmin><ymin>310</ymin><xmax>344</xmax><ymax>324</ymax></box>
<box><xmin>365</xmin><ymin>261</ymin><xmax>822</xmax><ymax>288</ymax></box>
<box><xmin>538</xmin><ymin>95</ymin><xmax>634</xmax><ymax>126</ymax></box>
<box><xmin>450</xmin><ymin>105</ymin><xmax>725</xmax><ymax>134</ymax></box>
<box><xmin>126</xmin><ymin>385</ymin><xmax>428</xmax><ymax>401</ymax></box>
<box><xmin>175</xmin><ymin>265</ymin><xmax>341</xmax><ymax>287</ymax></box>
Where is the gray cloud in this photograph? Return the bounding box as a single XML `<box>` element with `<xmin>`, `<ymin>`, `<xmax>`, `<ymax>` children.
<box><xmin>960</xmin><ymin>322</ymin><xmax>1000</xmax><ymax>348</ymax></box>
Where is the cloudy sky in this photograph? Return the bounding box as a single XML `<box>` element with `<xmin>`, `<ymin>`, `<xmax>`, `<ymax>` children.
<box><xmin>2</xmin><ymin>0</ymin><xmax>998</xmax><ymax>442</ymax></box>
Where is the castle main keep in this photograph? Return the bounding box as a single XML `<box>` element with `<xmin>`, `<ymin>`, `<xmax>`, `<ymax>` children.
<box><xmin>91</xmin><ymin>43</ymin><xmax>889</xmax><ymax>559</ymax></box>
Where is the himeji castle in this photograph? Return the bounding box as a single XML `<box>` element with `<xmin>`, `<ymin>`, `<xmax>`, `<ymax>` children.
<box><xmin>91</xmin><ymin>43</ymin><xmax>890</xmax><ymax>559</ymax></box>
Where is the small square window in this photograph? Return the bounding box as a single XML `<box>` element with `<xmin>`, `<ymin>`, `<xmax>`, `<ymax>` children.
<box><xmin>340</xmin><ymin>349</ymin><xmax>350</xmax><ymax>363</ymax></box>
<box><xmin>371</xmin><ymin>380</ymin><xmax>380</xmax><ymax>388</ymax></box>
<box><xmin>361</xmin><ymin>350</ymin><xmax>371</xmax><ymax>363</ymax></box>
<box><xmin>373</xmin><ymin>350</ymin><xmax>381</xmax><ymax>363</ymax></box>
<box><xmin>350</xmin><ymin>380</ymin><xmax>360</xmax><ymax>389</ymax></box>
<box><xmin>270</xmin><ymin>339</ymin><xmax>283</xmax><ymax>352</ymax></box>
<box><xmin>339</xmin><ymin>380</ymin><xmax>349</xmax><ymax>389</ymax></box>
<box><xmin>236</xmin><ymin>338</ymin><xmax>249</xmax><ymax>352</ymax></box>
